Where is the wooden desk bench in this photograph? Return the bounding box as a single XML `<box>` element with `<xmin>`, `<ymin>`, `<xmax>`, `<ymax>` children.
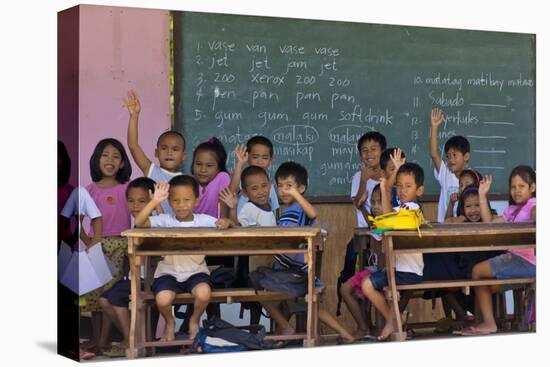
<box><xmin>122</xmin><ymin>226</ymin><xmax>322</xmax><ymax>358</ymax></box>
<box><xmin>355</xmin><ymin>222</ymin><xmax>536</xmax><ymax>340</ymax></box>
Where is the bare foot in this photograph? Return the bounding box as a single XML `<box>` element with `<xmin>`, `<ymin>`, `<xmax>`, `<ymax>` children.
<box><xmin>280</xmin><ymin>326</ymin><xmax>296</xmax><ymax>336</ymax></box>
<box><xmin>160</xmin><ymin>319</ymin><xmax>175</xmax><ymax>342</ymax></box>
<box><xmin>378</xmin><ymin>321</ymin><xmax>396</xmax><ymax>341</ymax></box>
<box><xmin>352</xmin><ymin>328</ymin><xmax>370</xmax><ymax>339</ymax></box>
<box><xmin>188</xmin><ymin>320</ymin><xmax>199</xmax><ymax>340</ymax></box>
<box><xmin>466</xmin><ymin>322</ymin><xmax>497</xmax><ymax>334</ymax></box>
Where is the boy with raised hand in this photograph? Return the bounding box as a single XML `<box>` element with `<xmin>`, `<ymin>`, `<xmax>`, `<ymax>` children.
<box><xmin>124</xmin><ymin>90</ymin><xmax>186</xmax><ymax>214</ymax></box>
<box><xmin>351</xmin><ymin>131</ymin><xmax>386</xmax><ymax>228</ymax></box>
<box><xmin>429</xmin><ymin>108</ymin><xmax>471</xmax><ymax>223</ymax></box>
<box><xmin>361</xmin><ymin>162</ymin><xmax>425</xmax><ymax>341</ymax></box>
<box><xmin>135</xmin><ymin>176</ymin><xmax>232</xmax><ymax>342</ymax></box>
<box><xmin>229</xmin><ymin>136</ymin><xmax>280</xmax><ymax>216</ymax></box>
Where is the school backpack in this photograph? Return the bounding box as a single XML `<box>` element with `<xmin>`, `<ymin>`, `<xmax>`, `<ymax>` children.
<box><xmin>190</xmin><ymin>316</ymin><xmax>275</xmax><ymax>353</ymax></box>
<box><xmin>336</xmin><ymin>238</ymin><xmax>358</xmax><ymax>316</ymax></box>
<box><xmin>248</xmin><ymin>266</ymin><xmax>308</xmax><ymax>297</ymax></box>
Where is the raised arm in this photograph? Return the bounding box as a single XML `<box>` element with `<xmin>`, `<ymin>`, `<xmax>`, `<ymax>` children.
<box><xmin>478</xmin><ymin>176</ymin><xmax>504</xmax><ymax>223</ymax></box>
<box><xmin>429</xmin><ymin>108</ymin><xmax>444</xmax><ymax>173</ymax></box>
<box><xmin>285</xmin><ymin>187</ymin><xmax>317</xmax><ymax>221</ymax></box>
<box><xmin>380</xmin><ymin>177</ymin><xmax>393</xmax><ymax>215</ymax></box>
<box><xmin>388</xmin><ymin>148</ymin><xmax>406</xmax><ymax>186</ymax></box>
<box><xmin>135</xmin><ymin>182</ymin><xmax>169</xmax><ymax>227</ymax></box>
<box><xmin>228</xmin><ymin>144</ymin><xmax>248</xmax><ymax>194</ymax></box>
<box><xmin>124</xmin><ymin>90</ymin><xmax>152</xmax><ymax>175</ymax></box>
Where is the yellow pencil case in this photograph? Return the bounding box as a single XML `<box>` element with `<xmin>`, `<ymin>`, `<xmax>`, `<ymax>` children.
<box><xmin>368</xmin><ymin>208</ymin><xmax>429</xmax><ymax>237</ymax></box>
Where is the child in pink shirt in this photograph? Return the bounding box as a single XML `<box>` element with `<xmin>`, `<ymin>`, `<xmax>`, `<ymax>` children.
<box><xmin>459</xmin><ymin>165</ymin><xmax>536</xmax><ymax>336</ymax></box>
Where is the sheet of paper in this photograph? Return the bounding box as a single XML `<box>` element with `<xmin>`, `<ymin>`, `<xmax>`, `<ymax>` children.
<box><xmin>58</xmin><ymin>241</ymin><xmax>73</xmax><ymax>280</ymax></box>
<box><xmin>87</xmin><ymin>242</ymin><xmax>113</xmax><ymax>285</ymax></box>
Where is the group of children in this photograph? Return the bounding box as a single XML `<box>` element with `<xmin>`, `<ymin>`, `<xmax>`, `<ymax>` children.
<box><xmin>57</xmin><ymin>92</ymin><xmax>536</xmax><ymax>356</ymax></box>
<box><xmin>338</xmin><ymin>107</ymin><xmax>536</xmax><ymax>340</ymax></box>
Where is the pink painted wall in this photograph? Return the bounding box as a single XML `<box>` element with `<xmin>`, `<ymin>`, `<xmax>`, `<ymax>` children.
<box><xmin>58</xmin><ymin>6</ymin><xmax>80</xmax><ymax>190</ymax></box>
<box><xmin>78</xmin><ymin>5</ymin><xmax>171</xmax><ymax>187</ymax></box>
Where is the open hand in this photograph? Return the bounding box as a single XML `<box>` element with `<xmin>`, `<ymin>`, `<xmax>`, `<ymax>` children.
<box><xmin>123</xmin><ymin>90</ymin><xmax>141</xmax><ymax>116</ymax></box>
<box><xmin>234</xmin><ymin>144</ymin><xmax>248</xmax><ymax>166</ymax></box>
<box><xmin>431</xmin><ymin>108</ymin><xmax>444</xmax><ymax>128</ymax></box>
<box><xmin>152</xmin><ymin>181</ymin><xmax>170</xmax><ymax>203</ymax></box>
<box><xmin>390</xmin><ymin>148</ymin><xmax>406</xmax><ymax>171</ymax></box>
<box><xmin>219</xmin><ymin>187</ymin><xmax>237</xmax><ymax>209</ymax></box>
<box><xmin>479</xmin><ymin>175</ymin><xmax>493</xmax><ymax>196</ymax></box>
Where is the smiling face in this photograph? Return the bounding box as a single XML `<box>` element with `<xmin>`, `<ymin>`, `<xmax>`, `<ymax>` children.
<box><xmin>463</xmin><ymin>194</ymin><xmax>481</xmax><ymax>222</ymax></box>
<box><xmin>359</xmin><ymin>139</ymin><xmax>382</xmax><ymax>169</ymax></box>
<box><xmin>510</xmin><ymin>174</ymin><xmax>535</xmax><ymax>205</ymax></box>
<box><xmin>276</xmin><ymin>175</ymin><xmax>305</xmax><ymax>205</ymax></box>
<box><xmin>155</xmin><ymin>134</ymin><xmax>185</xmax><ymax>172</ymax></box>
<box><xmin>99</xmin><ymin>144</ymin><xmax>124</xmax><ymax>179</ymax></box>
<box><xmin>243</xmin><ymin>173</ymin><xmax>271</xmax><ymax>207</ymax></box>
<box><xmin>193</xmin><ymin>150</ymin><xmax>220</xmax><ymax>185</ymax></box>
<box><xmin>248</xmin><ymin>144</ymin><xmax>273</xmax><ymax>170</ymax></box>
<box><xmin>169</xmin><ymin>184</ymin><xmax>200</xmax><ymax>221</ymax></box>
<box><xmin>127</xmin><ymin>187</ymin><xmax>150</xmax><ymax>218</ymax></box>
<box><xmin>445</xmin><ymin>148</ymin><xmax>469</xmax><ymax>174</ymax></box>
<box><xmin>396</xmin><ymin>172</ymin><xmax>424</xmax><ymax>203</ymax></box>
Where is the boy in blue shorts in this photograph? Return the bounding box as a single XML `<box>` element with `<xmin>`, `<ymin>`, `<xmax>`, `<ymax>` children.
<box><xmin>361</xmin><ymin>162</ymin><xmax>425</xmax><ymax>341</ymax></box>
<box><xmin>263</xmin><ymin>162</ymin><xmax>355</xmax><ymax>343</ymax></box>
<box><xmin>135</xmin><ymin>175</ymin><xmax>232</xmax><ymax>342</ymax></box>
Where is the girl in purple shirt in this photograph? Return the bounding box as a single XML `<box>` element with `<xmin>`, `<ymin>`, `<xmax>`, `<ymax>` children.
<box><xmin>191</xmin><ymin>137</ymin><xmax>231</xmax><ymax>269</ymax></box>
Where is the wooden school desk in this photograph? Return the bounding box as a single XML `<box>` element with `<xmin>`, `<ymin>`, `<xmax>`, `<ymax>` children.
<box><xmin>122</xmin><ymin>226</ymin><xmax>322</xmax><ymax>358</ymax></box>
<box><xmin>354</xmin><ymin>222</ymin><xmax>536</xmax><ymax>340</ymax></box>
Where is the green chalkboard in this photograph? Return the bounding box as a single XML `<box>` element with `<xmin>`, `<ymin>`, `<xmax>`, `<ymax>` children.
<box><xmin>173</xmin><ymin>11</ymin><xmax>535</xmax><ymax>197</ymax></box>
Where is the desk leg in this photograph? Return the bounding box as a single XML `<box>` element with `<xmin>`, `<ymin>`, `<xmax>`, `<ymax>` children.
<box><xmin>304</xmin><ymin>237</ymin><xmax>316</xmax><ymax>347</ymax></box>
<box><xmin>127</xmin><ymin>238</ymin><xmax>143</xmax><ymax>358</ymax></box>
<box><xmin>384</xmin><ymin>237</ymin><xmax>406</xmax><ymax>341</ymax></box>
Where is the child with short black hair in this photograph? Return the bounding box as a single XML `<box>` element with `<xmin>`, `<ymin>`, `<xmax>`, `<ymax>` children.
<box><xmin>351</xmin><ymin>131</ymin><xmax>386</xmax><ymax>228</ymax></box>
<box><xmin>219</xmin><ymin>165</ymin><xmax>278</xmax><ymax>325</ymax></box>
<box><xmin>361</xmin><ymin>162</ymin><xmax>425</xmax><ymax>341</ymax></box>
<box><xmin>429</xmin><ymin>108</ymin><xmax>471</xmax><ymax>223</ymax></box>
<box><xmin>98</xmin><ymin>177</ymin><xmax>157</xmax><ymax>356</ymax></box>
<box><xmin>229</xmin><ymin>136</ymin><xmax>279</xmax><ymax>215</ymax></box>
<box><xmin>135</xmin><ymin>175</ymin><xmax>232</xmax><ymax>342</ymax></box>
<box><xmin>124</xmin><ymin>91</ymin><xmax>185</xmax><ymax>214</ymax></box>
<box><xmin>262</xmin><ymin>162</ymin><xmax>355</xmax><ymax>343</ymax></box>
